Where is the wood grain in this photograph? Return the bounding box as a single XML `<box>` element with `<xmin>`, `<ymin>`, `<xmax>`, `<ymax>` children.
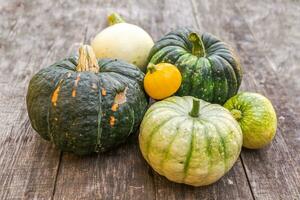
<box><xmin>53</xmin><ymin>1</ymin><xmax>157</xmax><ymax>199</ymax></box>
<box><xmin>147</xmin><ymin>0</ymin><xmax>254</xmax><ymax>199</ymax></box>
<box><xmin>53</xmin><ymin>0</ymin><xmax>253</xmax><ymax>199</ymax></box>
<box><xmin>236</xmin><ymin>0</ymin><xmax>300</xmax><ymax>111</ymax></box>
<box><xmin>0</xmin><ymin>0</ymin><xmax>91</xmax><ymax>199</ymax></box>
<box><xmin>0</xmin><ymin>0</ymin><xmax>299</xmax><ymax>199</ymax></box>
<box><xmin>0</xmin><ymin>1</ymin><xmax>60</xmax><ymax>199</ymax></box>
<box><xmin>191</xmin><ymin>0</ymin><xmax>300</xmax><ymax>199</ymax></box>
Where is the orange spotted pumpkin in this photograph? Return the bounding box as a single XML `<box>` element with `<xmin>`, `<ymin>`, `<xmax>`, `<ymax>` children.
<box><xmin>26</xmin><ymin>45</ymin><xmax>148</xmax><ymax>155</ymax></box>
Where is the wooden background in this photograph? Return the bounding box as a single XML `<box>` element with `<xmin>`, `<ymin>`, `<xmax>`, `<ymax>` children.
<box><xmin>0</xmin><ymin>0</ymin><xmax>299</xmax><ymax>199</ymax></box>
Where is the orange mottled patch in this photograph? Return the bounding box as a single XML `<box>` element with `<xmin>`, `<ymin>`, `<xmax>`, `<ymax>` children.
<box><xmin>51</xmin><ymin>86</ymin><xmax>61</xmax><ymax>106</ymax></box>
<box><xmin>110</xmin><ymin>116</ymin><xmax>116</xmax><ymax>127</ymax></box>
<box><xmin>101</xmin><ymin>88</ymin><xmax>107</xmax><ymax>96</ymax></box>
<box><xmin>111</xmin><ymin>103</ymin><xmax>118</xmax><ymax>111</ymax></box>
<box><xmin>74</xmin><ymin>74</ymin><xmax>80</xmax><ymax>86</ymax></box>
<box><xmin>72</xmin><ymin>75</ymin><xmax>80</xmax><ymax>97</ymax></box>
<box><xmin>72</xmin><ymin>89</ymin><xmax>76</xmax><ymax>97</ymax></box>
<box><xmin>114</xmin><ymin>87</ymin><xmax>128</xmax><ymax>104</ymax></box>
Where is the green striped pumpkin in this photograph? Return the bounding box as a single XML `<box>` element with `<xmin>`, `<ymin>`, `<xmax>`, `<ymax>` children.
<box><xmin>139</xmin><ymin>96</ymin><xmax>242</xmax><ymax>186</ymax></box>
<box><xmin>26</xmin><ymin>45</ymin><xmax>148</xmax><ymax>155</ymax></box>
<box><xmin>148</xmin><ymin>28</ymin><xmax>242</xmax><ymax>104</ymax></box>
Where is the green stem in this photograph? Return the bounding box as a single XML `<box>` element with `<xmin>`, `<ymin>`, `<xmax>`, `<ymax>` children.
<box><xmin>188</xmin><ymin>32</ymin><xmax>206</xmax><ymax>57</ymax></box>
<box><xmin>189</xmin><ymin>98</ymin><xmax>200</xmax><ymax>118</ymax></box>
<box><xmin>147</xmin><ymin>63</ymin><xmax>157</xmax><ymax>73</ymax></box>
<box><xmin>76</xmin><ymin>45</ymin><xmax>99</xmax><ymax>73</ymax></box>
<box><xmin>108</xmin><ymin>13</ymin><xmax>125</xmax><ymax>25</ymax></box>
<box><xmin>231</xmin><ymin>109</ymin><xmax>242</xmax><ymax>121</ymax></box>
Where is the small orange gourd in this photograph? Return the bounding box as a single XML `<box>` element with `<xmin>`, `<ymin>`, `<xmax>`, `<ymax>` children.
<box><xmin>144</xmin><ymin>63</ymin><xmax>182</xmax><ymax>100</ymax></box>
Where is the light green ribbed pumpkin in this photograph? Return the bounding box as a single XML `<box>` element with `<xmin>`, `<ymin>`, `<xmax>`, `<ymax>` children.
<box><xmin>139</xmin><ymin>96</ymin><xmax>242</xmax><ymax>186</ymax></box>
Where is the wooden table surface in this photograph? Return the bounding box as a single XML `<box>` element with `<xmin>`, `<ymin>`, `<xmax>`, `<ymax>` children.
<box><xmin>0</xmin><ymin>0</ymin><xmax>299</xmax><ymax>199</ymax></box>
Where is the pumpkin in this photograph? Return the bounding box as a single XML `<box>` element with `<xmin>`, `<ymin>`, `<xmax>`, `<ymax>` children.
<box><xmin>144</xmin><ymin>63</ymin><xmax>182</xmax><ymax>100</ymax></box>
<box><xmin>91</xmin><ymin>13</ymin><xmax>154</xmax><ymax>71</ymax></box>
<box><xmin>139</xmin><ymin>96</ymin><xmax>242</xmax><ymax>186</ymax></box>
<box><xmin>148</xmin><ymin>28</ymin><xmax>242</xmax><ymax>104</ymax></box>
<box><xmin>26</xmin><ymin>45</ymin><xmax>148</xmax><ymax>155</ymax></box>
<box><xmin>224</xmin><ymin>92</ymin><xmax>277</xmax><ymax>149</ymax></box>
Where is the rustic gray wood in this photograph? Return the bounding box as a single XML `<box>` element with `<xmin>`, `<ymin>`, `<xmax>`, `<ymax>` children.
<box><xmin>0</xmin><ymin>0</ymin><xmax>299</xmax><ymax>199</ymax></box>
<box><xmin>144</xmin><ymin>0</ymin><xmax>254</xmax><ymax>199</ymax></box>
<box><xmin>52</xmin><ymin>1</ymin><xmax>156</xmax><ymax>199</ymax></box>
<box><xmin>53</xmin><ymin>0</ymin><xmax>253</xmax><ymax>199</ymax></box>
<box><xmin>0</xmin><ymin>0</ymin><xmax>97</xmax><ymax>199</ymax></box>
<box><xmin>191</xmin><ymin>0</ymin><xmax>300</xmax><ymax>199</ymax></box>
<box><xmin>236</xmin><ymin>0</ymin><xmax>300</xmax><ymax>112</ymax></box>
<box><xmin>0</xmin><ymin>1</ymin><xmax>63</xmax><ymax>199</ymax></box>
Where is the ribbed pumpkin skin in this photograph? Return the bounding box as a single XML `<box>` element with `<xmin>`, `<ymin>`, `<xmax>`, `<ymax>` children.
<box><xmin>148</xmin><ymin>28</ymin><xmax>242</xmax><ymax>104</ymax></box>
<box><xmin>27</xmin><ymin>57</ymin><xmax>148</xmax><ymax>155</ymax></box>
<box><xmin>139</xmin><ymin>96</ymin><xmax>242</xmax><ymax>186</ymax></box>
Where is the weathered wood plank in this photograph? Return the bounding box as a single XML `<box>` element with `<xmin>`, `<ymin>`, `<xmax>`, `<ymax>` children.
<box><xmin>53</xmin><ymin>0</ymin><xmax>253</xmax><ymax>199</ymax></box>
<box><xmin>235</xmin><ymin>0</ymin><xmax>300</xmax><ymax>111</ymax></box>
<box><xmin>148</xmin><ymin>0</ymin><xmax>254</xmax><ymax>199</ymax></box>
<box><xmin>53</xmin><ymin>137</ymin><xmax>155</xmax><ymax>200</ymax></box>
<box><xmin>191</xmin><ymin>0</ymin><xmax>300</xmax><ymax>199</ymax></box>
<box><xmin>1</xmin><ymin>0</ymin><xmax>298</xmax><ymax>199</ymax></box>
<box><xmin>52</xmin><ymin>1</ymin><xmax>157</xmax><ymax>199</ymax></box>
<box><xmin>0</xmin><ymin>104</ymin><xmax>60</xmax><ymax>200</ymax></box>
<box><xmin>0</xmin><ymin>0</ymin><xmax>90</xmax><ymax>199</ymax></box>
<box><xmin>0</xmin><ymin>2</ymin><xmax>62</xmax><ymax>199</ymax></box>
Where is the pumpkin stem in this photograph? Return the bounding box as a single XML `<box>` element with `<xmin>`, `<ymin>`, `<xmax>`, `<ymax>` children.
<box><xmin>188</xmin><ymin>32</ymin><xmax>206</xmax><ymax>57</ymax></box>
<box><xmin>231</xmin><ymin>109</ymin><xmax>242</xmax><ymax>121</ymax></box>
<box><xmin>147</xmin><ymin>63</ymin><xmax>157</xmax><ymax>73</ymax></box>
<box><xmin>76</xmin><ymin>45</ymin><xmax>99</xmax><ymax>73</ymax></box>
<box><xmin>108</xmin><ymin>13</ymin><xmax>125</xmax><ymax>25</ymax></box>
<box><xmin>189</xmin><ymin>98</ymin><xmax>200</xmax><ymax>117</ymax></box>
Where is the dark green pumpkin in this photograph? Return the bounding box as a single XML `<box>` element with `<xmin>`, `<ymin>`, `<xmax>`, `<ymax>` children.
<box><xmin>26</xmin><ymin>45</ymin><xmax>148</xmax><ymax>155</ymax></box>
<box><xmin>148</xmin><ymin>28</ymin><xmax>242</xmax><ymax>104</ymax></box>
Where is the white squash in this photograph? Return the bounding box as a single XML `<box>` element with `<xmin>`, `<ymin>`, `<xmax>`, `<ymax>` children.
<box><xmin>91</xmin><ymin>13</ymin><xmax>154</xmax><ymax>71</ymax></box>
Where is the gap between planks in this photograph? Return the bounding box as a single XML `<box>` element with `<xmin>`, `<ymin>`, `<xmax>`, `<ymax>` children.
<box><xmin>190</xmin><ymin>0</ymin><xmax>255</xmax><ymax>200</ymax></box>
<box><xmin>51</xmin><ymin>151</ymin><xmax>63</xmax><ymax>200</ymax></box>
<box><xmin>50</xmin><ymin>25</ymin><xmax>90</xmax><ymax>200</ymax></box>
<box><xmin>191</xmin><ymin>0</ymin><xmax>297</xmax><ymax>199</ymax></box>
<box><xmin>189</xmin><ymin>0</ymin><xmax>255</xmax><ymax>198</ymax></box>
